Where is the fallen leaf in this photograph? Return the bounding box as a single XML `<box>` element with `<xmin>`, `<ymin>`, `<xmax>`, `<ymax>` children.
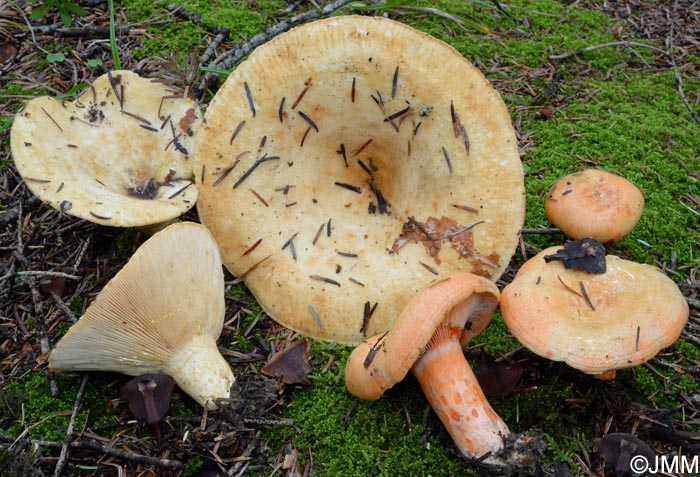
<box><xmin>592</xmin><ymin>433</ymin><xmax>655</xmax><ymax>477</ymax></box>
<box><xmin>21</xmin><ymin>342</ymin><xmax>35</xmax><ymax>357</ymax></box>
<box><xmin>120</xmin><ymin>373</ymin><xmax>175</xmax><ymax>425</ymax></box>
<box><xmin>0</xmin><ymin>43</ymin><xmax>18</xmax><ymax>63</ymax></box>
<box><xmin>543</xmin><ymin>238</ymin><xmax>606</xmax><ymax>273</ymax></box>
<box><xmin>261</xmin><ymin>339</ymin><xmax>312</xmax><ymax>387</ymax></box>
<box><xmin>473</xmin><ymin>351</ymin><xmax>523</xmax><ymax>397</ymax></box>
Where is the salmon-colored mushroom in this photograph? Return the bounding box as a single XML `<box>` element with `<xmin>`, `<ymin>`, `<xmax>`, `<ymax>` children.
<box><xmin>500</xmin><ymin>246</ymin><xmax>688</xmax><ymax>379</ymax></box>
<box><xmin>545</xmin><ymin>169</ymin><xmax>644</xmax><ymax>242</ymax></box>
<box><xmin>345</xmin><ymin>272</ymin><xmax>509</xmax><ymax>459</ymax></box>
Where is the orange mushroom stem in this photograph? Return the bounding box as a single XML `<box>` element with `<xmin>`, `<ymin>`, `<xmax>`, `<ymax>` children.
<box><xmin>345</xmin><ymin>272</ymin><xmax>511</xmax><ymax>459</ymax></box>
<box><xmin>412</xmin><ymin>326</ymin><xmax>510</xmax><ymax>457</ymax></box>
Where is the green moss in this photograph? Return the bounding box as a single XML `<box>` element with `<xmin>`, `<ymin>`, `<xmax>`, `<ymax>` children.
<box><xmin>470</xmin><ymin>314</ymin><xmax>519</xmax><ymax>357</ymax></box>
<box><xmin>124</xmin><ymin>0</ymin><xmax>285</xmax><ymax>61</ymax></box>
<box><xmin>182</xmin><ymin>455</ymin><xmax>204</xmax><ymax>476</ymax></box>
<box><xmin>525</xmin><ymin>70</ymin><xmax>700</xmax><ymax>265</ymax></box>
<box><xmin>68</xmin><ymin>296</ymin><xmax>85</xmax><ymax>316</ymax></box>
<box><xmin>623</xmin><ymin>366</ymin><xmax>661</xmax><ymax>399</ymax></box>
<box><xmin>114</xmin><ymin>228</ymin><xmax>139</xmax><ymax>253</ymax></box>
<box><xmin>0</xmin><ymin>372</ymin><xmax>120</xmax><ymax>442</ymax></box>
<box><xmin>277</xmin><ymin>353</ymin><xmax>475</xmax><ymax>476</ymax></box>
<box><xmin>676</xmin><ymin>340</ymin><xmax>700</xmax><ymax>362</ymax></box>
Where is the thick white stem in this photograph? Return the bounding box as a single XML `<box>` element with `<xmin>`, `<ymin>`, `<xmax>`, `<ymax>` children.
<box><xmin>167</xmin><ymin>335</ymin><xmax>235</xmax><ymax>409</ymax></box>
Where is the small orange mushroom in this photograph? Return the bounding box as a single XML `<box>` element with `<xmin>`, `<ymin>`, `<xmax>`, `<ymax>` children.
<box><xmin>345</xmin><ymin>272</ymin><xmax>509</xmax><ymax>459</ymax></box>
<box><xmin>545</xmin><ymin>169</ymin><xmax>644</xmax><ymax>242</ymax></box>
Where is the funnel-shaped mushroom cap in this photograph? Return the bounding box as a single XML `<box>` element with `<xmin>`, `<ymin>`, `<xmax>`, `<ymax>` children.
<box><xmin>49</xmin><ymin>222</ymin><xmax>234</xmax><ymax>409</ymax></box>
<box><xmin>194</xmin><ymin>15</ymin><xmax>525</xmax><ymax>344</ymax></box>
<box><xmin>500</xmin><ymin>247</ymin><xmax>688</xmax><ymax>375</ymax></box>
<box><xmin>545</xmin><ymin>169</ymin><xmax>644</xmax><ymax>242</ymax></box>
<box><xmin>11</xmin><ymin>70</ymin><xmax>200</xmax><ymax>227</ymax></box>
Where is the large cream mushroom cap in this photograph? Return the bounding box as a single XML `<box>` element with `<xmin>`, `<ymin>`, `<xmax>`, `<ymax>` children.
<box><xmin>194</xmin><ymin>15</ymin><xmax>525</xmax><ymax>344</ymax></box>
<box><xmin>10</xmin><ymin>70</ymin><xmax>200</xmax><ymax>227</ymax></box>
<box><xmin>48</xmin><ymin>222</ymin><xmax>234</xmax><ymax>410</ymax></box>
<box><xmin>500</xmin><ymin>246</ymin><xmax>689</xmax><ymax>375</ymax></box>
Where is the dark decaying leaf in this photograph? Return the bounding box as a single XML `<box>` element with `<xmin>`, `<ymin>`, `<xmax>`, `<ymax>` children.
<box><xmin>473</xmin><ymin>351</ymin><xmax>523</xmax><ymax>397</ymax></box>
<box><xmin>120</xmin><ymin>373</ymin><xmax>175</xmax><ymax>425</ymax></box>
<box><xmin>261</xmin><ymin>338</ymin><xmax>312</xmax><ymax>387</ymax></box>
<box><xmin>592</xmin><ymin>433</ymin><xmax>655</xmax><ymax>477</ymax></box>
<box><xmin>0</xmin><ymin>44</ymin><xmax>18</xmax><ymax>63</ymax></box>
<box><xmin>543</xmin><ymin>238</ymin><xmax>606</xmax><ymax>274</ymax></box>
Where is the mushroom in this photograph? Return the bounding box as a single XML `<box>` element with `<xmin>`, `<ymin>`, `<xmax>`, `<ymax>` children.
<box><xmin>10</xmin><ymin>70</ymin><xmax>201</xmax><ymax>228</ymax></box>
<box><xmin>48</xmin><ymin>221</ymin><xmax>234</xmax><ymax>409</ymax></box>
<box><xmin>500</xmin><ymin>246</ymin><xmax>689</xmax><ymax>378</ymax></box>
<box><xmin>344</xmin><ymin>272</ymin><xmax>509</xmax><ymax>459</ymax></box>
<box><xmin>194</xmin><ymin>15</ymin><xmax>525</xmax><ymax>344</ymax></box>
<box><xmin>545</xmin><ymin>169</ymin><xmax>644</xmax><ymax>242</ymax></box>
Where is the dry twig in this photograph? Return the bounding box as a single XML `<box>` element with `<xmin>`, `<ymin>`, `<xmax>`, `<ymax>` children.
<box><xmin>54</xmin><ymin>375</ymin><xmax>89</xmax><ymax>477</ymax></box>
<box><xmin>199</xmin><ymin>0</ymin><xmax>356</xmax><ymax>95</ymax></box>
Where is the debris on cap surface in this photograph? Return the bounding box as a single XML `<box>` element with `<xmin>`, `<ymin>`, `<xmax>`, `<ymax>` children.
<box><xmin>194</xmin><ymin>15</ymin><xmax>525</xmax><ymax>344</ymax></box>
<box><xmin>501</xmin><ymin>246</ymin><xmax>689</xmax><ymax>375</ymax></box>
<box><xmin>10</xmin><ymin>70</ymin><xmax>201</xmax><ymax>227</ymax></box>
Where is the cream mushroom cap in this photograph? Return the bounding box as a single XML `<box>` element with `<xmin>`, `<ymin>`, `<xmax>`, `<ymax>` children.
<box><xmin>10</xmin><ymin>70</ymin><xmax>200</xmax><ymax>227</ymax></box>
<box><xmin>194</xmin><ymin>15</ymin><xmax>525</xmax><ymax>344</ymax></box>
<box><xmin>500</xmin><ymin>246</ymin><xmax>689</xmax><ymax>375</ymax></box>
<box><xmin>48</xmin><ymin>221</ymin><xmax>234</xmax><ymax>410</ymax></box>
<box><xmin>545</xmin><ymin>169</ymin><xmax>644</xmax><ymax>242</ymax></box>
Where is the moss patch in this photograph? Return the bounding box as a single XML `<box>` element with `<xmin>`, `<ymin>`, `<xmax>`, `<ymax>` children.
<box><xmin>277</xmin><ymin>342</ymin><xmax>476</xmax><ymax>476</ymax></box>
<box><xmin>124</xmin><ymin>0</ymin><xmax>286</xmax><ymax>60</ymax></box>
<box><xmin>0</xmin><ymin>372</ymin><xmax>121</xmax><ymax>442</ymax></box>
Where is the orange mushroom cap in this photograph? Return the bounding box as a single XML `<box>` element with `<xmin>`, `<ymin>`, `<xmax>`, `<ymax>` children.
<box><xmin>500</xmin><ymin>246</ymin><xmax>688</xmax><ymax>376</ymax></box>
<box><xmin>545</xmin><ymin>169</ymin><xmax>644</xmax><ymax>242</ymax></box>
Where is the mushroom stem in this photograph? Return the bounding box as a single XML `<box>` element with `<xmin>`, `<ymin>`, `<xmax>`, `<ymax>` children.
<box><xmin>412</xmin><ymin>330</ymin><xmax>509</xmax><ymax>458</ymax></box>
<box><xmin>168</xmin><ymin>335</ymin><xmax>234</xmax><ymax>410</ymax></box>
